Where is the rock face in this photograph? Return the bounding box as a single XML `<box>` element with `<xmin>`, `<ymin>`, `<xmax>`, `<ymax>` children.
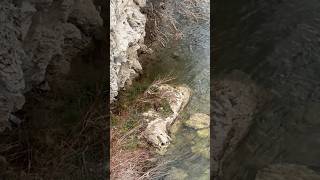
<box><xmin>110</xmin><ymin>0</ymin><xmax>147</xmax><ymax>102</ymax></box>
<box><xmin>0</xmin><ymin>0</ymin><xmax>104</xmax><ymax>131</ymax></box>
<box><xmin>255</xmin><ymin>164</ymin><xmax>320</xmax><ymax>180</ymax></box>
<box><xmin>142</xmin><ymin>84</ymin><xmax>191</xmax><ymax>153</ymax></box>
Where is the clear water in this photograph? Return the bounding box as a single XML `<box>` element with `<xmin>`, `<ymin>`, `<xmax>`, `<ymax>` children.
<box><xmin>215</xmin><ymin>0</ymin><xmax>320</xmax><ymax>179</ymax></box>
<box><xmin>141</xmin><ymin>0</ymin><xmax>210</xmax><ymax>179</ymax></box>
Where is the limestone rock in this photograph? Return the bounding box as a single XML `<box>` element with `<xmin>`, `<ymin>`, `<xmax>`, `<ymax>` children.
<box><xmin>110</xmin><ymin>0</ymin><xmax>147</xmax><ymax>102</ymax></box>
<box><xmin>0</xmin><ymin>0</ymin><xmax>104</xmax><ymax>131</ymax></box>
<box><xmin>143</xmin><ymin>84</ymin><xmax>191</xmax><ymax>152</ymax></box>
<box><xmin>184</xmin><ymin>113</ymin><xmax>210</xmax><ymax>129</ymax></box>
<box><xmin>69</xmin><ymin>0</ymin><xmax>103</xmax><ymax>34</ymax></box>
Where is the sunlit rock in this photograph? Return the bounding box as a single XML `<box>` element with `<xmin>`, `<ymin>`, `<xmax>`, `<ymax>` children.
<box><xmin>197</xmin><ymin>128</ymin><xmax>209</xmax><ymax>138</ymax></box>
<box><xmin>110</xmin><ymin>0</ymin><xmax>147</xmax><ymax>102</ymax></box>
<box><xmin>142</xmin><ymin>84</ymin><xmax>191</xmax><ymax>153</ymax></box>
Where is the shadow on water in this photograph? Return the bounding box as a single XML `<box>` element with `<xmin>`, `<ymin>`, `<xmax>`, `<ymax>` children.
<box><xmin>215</xmin><ymin>0</ymin><xmax>320</xmax><ymax>179</ymax></box>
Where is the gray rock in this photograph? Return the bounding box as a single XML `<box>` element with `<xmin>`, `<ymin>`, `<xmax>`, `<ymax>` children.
<box><xmin>0</xmin><ymin>0</ymin><xmax>104</xmax><ymax>131</ymax></box>
<box><xmin>110</xmin><ymin>0</ymin><xmax>147</xmax><ymax>102</ymax></box>
<box><xmin>143</xmin><ymin>84</ymin><xmax>191</xmax><ymax>153</ymax></box>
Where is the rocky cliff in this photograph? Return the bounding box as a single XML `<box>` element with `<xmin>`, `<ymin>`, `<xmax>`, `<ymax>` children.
<box><xmin>110</xmin><ymin>0</ymin><xmax>147</xmax><ymax>102</ymax></box>
<box><xmin>0</xmin><ymin>0</ymin><xmax>104</xmax><ymax>131</ymax></box>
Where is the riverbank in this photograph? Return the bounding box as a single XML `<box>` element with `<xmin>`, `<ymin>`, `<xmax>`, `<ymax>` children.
<box><xmin>110</xmin><ymin>0</ymin><xmax>210</xmax><ymax>179</ymax></box>
<box><xmin>110</xmin><ymin>0</ymin><xmax>169</xmax><ymax>179</ymax></box>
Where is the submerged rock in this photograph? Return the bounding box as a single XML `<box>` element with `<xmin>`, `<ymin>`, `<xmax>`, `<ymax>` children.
<box><xmin>191</xmin><ymin>138</ymin><xmax>210</xmax><ymax>159</ymax></box>
<box><xmin>184</xmin><ymin>113</ymin><xmax>210</xmax><ymax>129</ymax></box>
<box><xmin>142</xmin><ymin>84</ymin><xmax>191</xmax><ymax>153</ymax></box>
<box><xmin>198</xmin><ymin>169</ymin><xmax>210</xmax><ymax>180</ymax></box>
<box><xmin>255</xmin><ymin>164</ymin><xmax>320</xmax><ymax>180</ymax></box>
<box><xmin>196</xmin><ymin>128</ymin><xmax>209</xmax><ymax>138</ymax></box>
<box><xmin>110</xmin><ymin>0</ymin><xmax>147</xmax><ymax>102</ymax></box>
<box><xmin>165</xmin><ymin>167</ymin><xmax>188</xmax><ymax>180</ymax></box>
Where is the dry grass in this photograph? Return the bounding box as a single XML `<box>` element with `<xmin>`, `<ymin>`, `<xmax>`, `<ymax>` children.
<box><xmin>175</xmin><ymin>0</ymin><xmax>210</xmax><ymax>22</ymax></box>
<box><xmin>147</xmin><ymin>2</ymin><xmax>183</xmax><ymax>47</ymax></box>
<box><xmin>110</xmin><ymin>126</ymin><xmax>174</xmax><ymax>180</ymax></box>
<box><xmin>110</xmin><ymin>75</ymin><xmax>177</xmax><ymax>180</ymax></box>
<box><xmin>110</xmin><ymin>127</ymin><xmax>152</xmax><ymax>180</ymax></box>
<box><xmin>136</xmin><ymin>76</ymin><xmax>175</xmax><ymax>105</ymax></box>
<box><xmin>0</xmin><ymin>80</ymin><xmax>107</xmax><ymax>179</ymax></box>
<box><xmin>146</xmin><ymin>0</ymin><xmax>209</xmax><ymax>48</ymax></box>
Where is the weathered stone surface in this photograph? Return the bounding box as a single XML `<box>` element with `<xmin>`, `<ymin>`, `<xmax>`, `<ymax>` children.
<box><xmin>255</xmin><ymin>164</ymin><xmax>320</xmax><ymax>180</ymax></box>
<box><xmin>110</xmin><ymin>0</ymin><xmax>147</xmax><ymax>102</ymax></box>
<box><xmin>142</xmin><ymin>84</ymin><xmax>191</xmax><ymax>153</ymax></box>
<box><xmin>184</xmin><ymin>113</ymin><xmax>209</xmax><ymax>130</ymax></box>
<box><xmin>0</xmin><ymin>0</ymin><xmax>103</xmax><ymax>131</ymax></box>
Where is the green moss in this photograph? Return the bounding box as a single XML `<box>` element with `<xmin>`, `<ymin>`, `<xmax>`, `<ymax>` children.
<box><xmin>123</xmin><ymin>80</ymin><xmax>150</xmax><ymax>102</ymax></box>
<box><xmin>159</xmin><ymin>99</ymin><xmax>174</xmax><ymax>116</ymax></box>
<box><xmin>137</xmin><ymin>102</ymin><xmax>153</xmax><ymax>112</ymax></box>
<box><xmin>123</xmin><ymin>119</ymin><xmax>136</xmax><ymax>131</ymax></box>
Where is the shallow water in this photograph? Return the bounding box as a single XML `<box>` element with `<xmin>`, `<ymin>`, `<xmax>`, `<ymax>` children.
<box><xmin>141</xmin><ymin>0</ymin><xmax>210</xmax><ymax>179</ymax></box>
<box><xmin>215</xmin><ymin>0</ymin><xmax>320</xmax><ymax>179</ymax></box>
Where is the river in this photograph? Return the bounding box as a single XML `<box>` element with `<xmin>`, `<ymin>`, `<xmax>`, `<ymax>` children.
<box><xmin>140</xmin><ymin>0</ymin><xmax>210</xmax><ymax>179</ymax></box>
<box><xmin>215</xmin><ymin>0</ymin><xmax>320</xmax><ymax>179</ymax></box>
